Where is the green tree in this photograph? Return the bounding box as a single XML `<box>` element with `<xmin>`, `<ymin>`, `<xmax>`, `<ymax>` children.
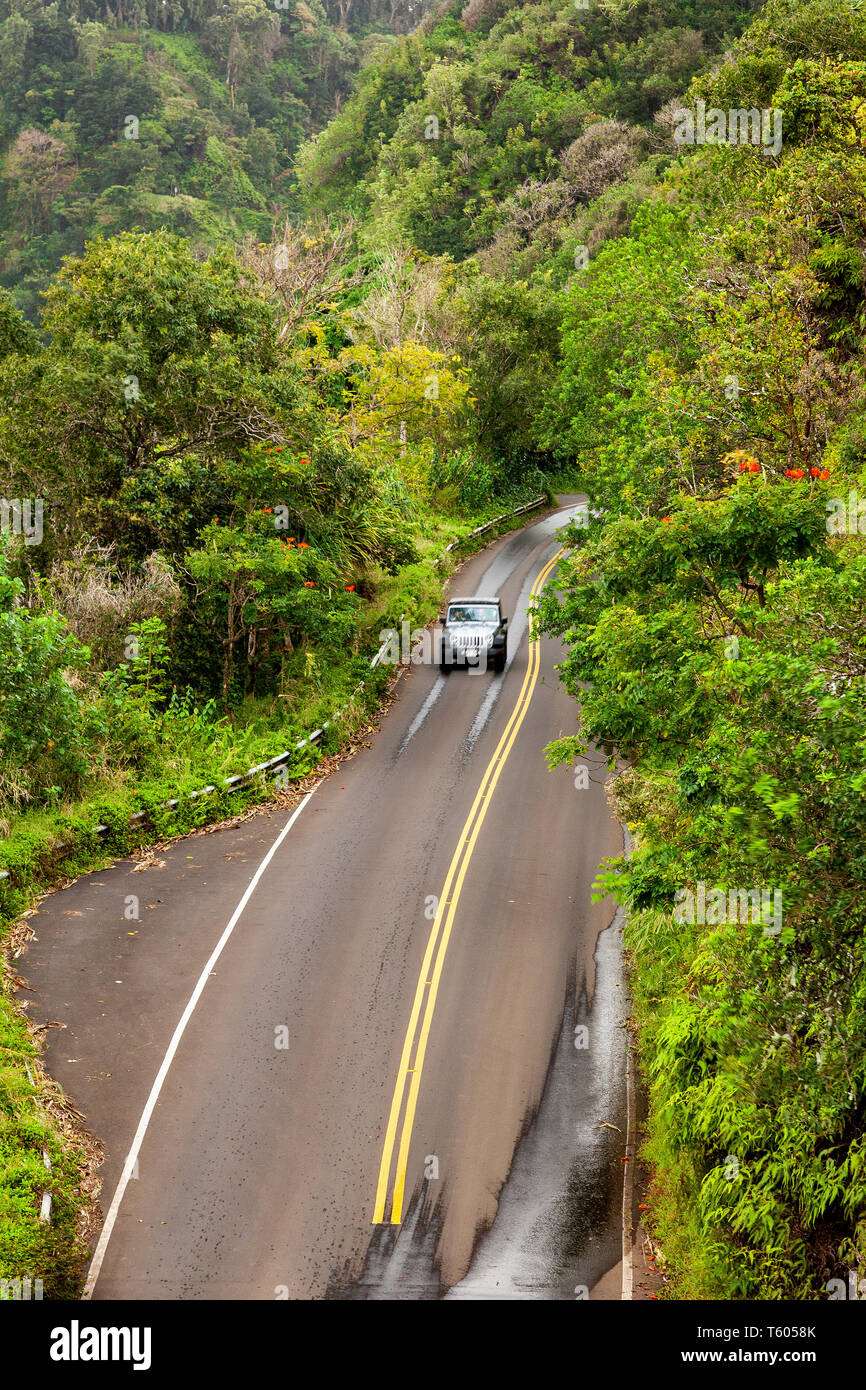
<box><xmin>0</xmin><ymin>542</ymin><xmax>89</xmax><ymax>807</ymax></box>
<box><xmin>0</xmin><ymin>230</ymin><xmax>305</xmax><ymax>550</ymax></box>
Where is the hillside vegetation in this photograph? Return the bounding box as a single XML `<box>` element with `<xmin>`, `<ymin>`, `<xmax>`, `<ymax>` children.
<box><xmin>535</xmin><ymin>0</ymin><xmax>866</xmax><ymax>1297</ymax></box>
<box><xmin>299</xmin><ymin>0</ymin><xmax>758</xmax><ymax>258</ymax></box>
<box><xmin>3</xmin><ymin>0</ymin><xmax>866</xmax><ymax>1300</ymax></box>
<box><xmin>0</xmin><ymin>0</ymin><xmax>438</xmax><ymax>315</ymax></box>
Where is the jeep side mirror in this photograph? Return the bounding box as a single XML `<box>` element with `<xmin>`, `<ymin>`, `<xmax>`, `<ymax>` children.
<box><xmin>501</xmin><ymin>616</ymin><xmax>508</xmax><ymax>626</ymax></box>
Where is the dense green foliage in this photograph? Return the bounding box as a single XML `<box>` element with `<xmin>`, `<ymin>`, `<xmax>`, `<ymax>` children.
<box><xmin>298</xmin><ymin>0</ymin><xmax>758</xmax><ymax>258</ymax></box>
<box><xmin>5</xmin><ymin>0</ymin><xmax>866</xmax><ymax>1301</ymax></box>
<box><xmin>0</xmin><ymin>0</ymin><xmax>437</xmax><ymax>315</ymax></box>
<box><xmin>0</xmin><ymin>222</ymin><xmax>548</xmax><ymax>824</ymax></box>
<box><xmin>536</xmin><ymin>0</ymin><xmax>866</xmax><ymax>1299</ymax></box>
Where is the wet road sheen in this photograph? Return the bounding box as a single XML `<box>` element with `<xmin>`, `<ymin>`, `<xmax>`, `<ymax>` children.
<box><xmin>18</xmin><ymin>499</ymin><xmax>627</xmax><ymax>1300</ymax></box>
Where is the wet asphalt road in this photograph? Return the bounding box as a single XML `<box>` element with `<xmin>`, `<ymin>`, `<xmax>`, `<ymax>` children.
<box><xmin>16</xmin><ymin>498</ymin><xmax>628</xmax><ymax>1300</ymax></box>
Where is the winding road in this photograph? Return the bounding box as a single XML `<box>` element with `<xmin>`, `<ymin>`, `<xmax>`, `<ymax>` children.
<box><xmin>17</xmin><ymin>497</ymin><xmax>631</xmax><ymax>1300</ymax></box>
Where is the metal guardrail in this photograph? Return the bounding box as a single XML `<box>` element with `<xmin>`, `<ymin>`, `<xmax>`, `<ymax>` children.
<box><xmin>0</xmin><ymin>493</ymin><xmax>549</xmax><ymax>884</ymax></box>
<box><xmin>0</xmin><ymin>609</ymin><xmax>406</xmax><ymax>884</ymax></box>
<box><xmin>434</xmin><ymin>494</ymin><xmax>546</xmax><ymax>565</ymax></box>
<box><xmin>0</xmin><ymin>619</ymin><xmax>406</xmax><ymax>881</ymax></box>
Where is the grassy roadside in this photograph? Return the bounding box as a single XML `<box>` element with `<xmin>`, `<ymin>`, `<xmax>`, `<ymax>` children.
<box><xmin>0</xmin><ymin>976</ymin><xmax>95</xmax><ymax>1298</ymax></box>
<box><xmin>0</xmin><ymin>486</ymin><xmax>553</xmax><ymax>1296</ymax></box>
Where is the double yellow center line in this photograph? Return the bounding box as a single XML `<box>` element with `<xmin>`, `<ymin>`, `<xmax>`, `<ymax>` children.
<box><xmin>372</xmin><ymin>548</ymin><xmax>564</xmax><ymax>1225</ymax></box>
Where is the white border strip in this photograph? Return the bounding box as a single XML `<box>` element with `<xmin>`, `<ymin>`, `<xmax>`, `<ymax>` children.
<box><xmin>82</xmin><ymin>788</ymin><xmax>316</xmax><ymax>1299</ymax></box>
<box><xmin>620</xmin><ymin>828</ymin><xmax>636</xmax><ymax>1301</ymax></box>
<box><xmin>621</xmin><ymin>1030</ymin><xmax>636</xmax><ymax>1300</ymax></box>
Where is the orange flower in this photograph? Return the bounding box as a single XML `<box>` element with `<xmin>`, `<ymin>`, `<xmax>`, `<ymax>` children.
<box><xmin>298</xmin><ymin>541</ymin><xmax>309</xmax><ymax>548</ymax></box>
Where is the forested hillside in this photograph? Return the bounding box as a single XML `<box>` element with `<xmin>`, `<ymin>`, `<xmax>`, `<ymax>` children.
<box><xmin>0</xmin><ymin>0</ymin><xmax>437</xmax><ymax>315</ymax></box>
<box><xmin>3</xmin><ymin>0</ymin><xmax>866</xmax><ymax>1302</ymax></box>
<box><xmin>534</xmin><ymin>0</ymin><xmax>866</xmax><ymax>1297</ymax></box>
<box><xmin>299</xmin><ymin>0</ymin><xmax>758</xmax><ymax>258</ymax></box>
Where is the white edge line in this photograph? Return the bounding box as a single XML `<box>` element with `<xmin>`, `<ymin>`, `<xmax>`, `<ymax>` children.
<box><xmin>621</xmin><ymin>1011</ymin><xmax>636</xmax><ymax>1301</ymax></box>
<box><xmin>81</xmin><ymin>787</ymin><xmax>317</xmax><ymax>1299</ymax></box>
<box><xmin>620</xmin><ymin>827</ymin><xmax>636</xmax><ymax>1302</ymax></box>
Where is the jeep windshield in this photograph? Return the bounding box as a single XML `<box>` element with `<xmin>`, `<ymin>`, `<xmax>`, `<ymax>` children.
<box><xmin>447</xmin><ymin>604</ymin><xmax>499</xmax><ymax>624</ymax></box>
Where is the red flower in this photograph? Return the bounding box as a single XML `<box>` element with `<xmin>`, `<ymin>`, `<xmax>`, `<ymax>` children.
<box><xmin>791</xmin><ymin>468</ymin><xmax>805</xmax><ymax>478</ymax></box>
<box><xmin>299</xmin><ymin>456</ymin><xmax>311</xmax><ymax>465</ymax></box>
<box><xmin>345</xmin><ymin>584</ymin><xmax>355</xmax><ymax>592</ymax></box>
<box><xmin>298</xmin><ymin>541</ymin><xmax>309</xmax><ymax>548</ymax></box>
<box><xmin>820</xmin><ymin>469</ymin><xmax>831</xmax><ymax>480</ymax></box>
<box><xmin>810</xmin><ymin>467</ymin><xmax>820</xmax><ymax>478</ymax></box>
<box><xmin>749</xmin><ymin>462</ymin><xmax>759</xmax><ymax>473</ymax></box>
<box><xmin>263</xmin><ymin>507</ymin><xmax>273</xmax><ymax>514</ymax></box>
